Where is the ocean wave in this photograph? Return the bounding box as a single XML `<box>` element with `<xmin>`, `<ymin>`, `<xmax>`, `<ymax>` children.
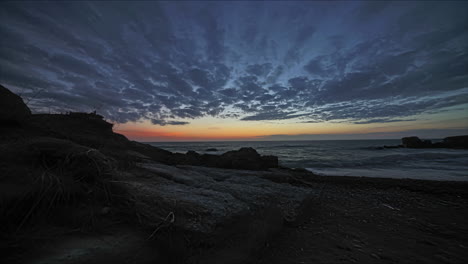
<box><xmin>267</xmin><ymin>144</ymin><xmax>312</xmax><ymax>149</ymax></box>
<box><xmin>306</xmin><ymin>168</ymin><xmax>468</xmax><ymax>181</ymax></box>
<box><xmin>300</xmin><ymin>152</ymin><xmax>468</xmax><ymax>168</ymax></box>
<box><xmin>372</xmin><ymin>152</ymin><xmax>468</xmax><ymax>162</ymax></box>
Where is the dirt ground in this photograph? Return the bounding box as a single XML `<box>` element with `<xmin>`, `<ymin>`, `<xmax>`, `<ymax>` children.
<box><xmin>253</xmin><ymin>176</ymin><xmax>468</xmax><ymax>264</ymax></box>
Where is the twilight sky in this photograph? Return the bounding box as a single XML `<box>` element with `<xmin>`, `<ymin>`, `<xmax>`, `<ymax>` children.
<box><xmin>1</xmin><ymin>1</ymin><xmax>468</xmax><ymax>141</ymax></box>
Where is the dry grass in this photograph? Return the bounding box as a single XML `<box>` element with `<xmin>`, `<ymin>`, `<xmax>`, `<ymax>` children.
<box><xmin>0</xmin><ymin>139</ymin><xmax>135</xmax><ymax>260</ymax></box>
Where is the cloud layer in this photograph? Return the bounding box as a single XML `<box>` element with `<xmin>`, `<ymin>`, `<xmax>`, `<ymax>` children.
<box><xmin>1</xmin><ymin>1</ymin><xmax>467</xmax><ymax>125</ymax></box>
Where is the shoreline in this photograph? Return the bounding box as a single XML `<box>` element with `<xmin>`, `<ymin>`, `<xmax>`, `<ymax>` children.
<box><xmin>306</xmin><ymin>167</ymin><xmax>468</xmax><ymax>182</ymax></box>
<box><xmin>148</xmin><ymin>139</ymin><xmax>468</xmax><ymax>183</ymax></box>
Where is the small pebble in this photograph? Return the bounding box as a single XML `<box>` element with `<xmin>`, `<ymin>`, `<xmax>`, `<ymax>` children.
<box><xmin>101</xmin><ymin>207</ymin><xmax>111</xmax><ymax>215</ymax></box>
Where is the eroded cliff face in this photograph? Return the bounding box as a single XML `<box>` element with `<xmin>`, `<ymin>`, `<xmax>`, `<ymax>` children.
<box><xmin>0</xmin><ymin>84</ymin><xmax>316</xmax><ymax>264</ymax></box>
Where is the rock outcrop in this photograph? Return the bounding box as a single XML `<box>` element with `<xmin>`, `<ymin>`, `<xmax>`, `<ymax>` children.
<box><xmin>173</xmin><ymin>147</ymin><xmax>278</xmax><ymax>170</ymax></box>
<box><xmin>401</xmin><ymin>136</ymin><xmax>433</xmax><ymax>148</ymax></box>
<box><xmin>0</xmin><ymin>84</ymin><xmax>313</xmax><ymax>263</ymax></box>
<box><xmin>1</xmin><ymin>85</ymin><xmax>278</xmax><ymax>171</ymax></box>
<box><xmin>442</xmin><ymin>135</ymin><xmax>468</xmax><ymax>149</ymax></box>
<box><xmin>119</xmin><ymin>161</ymin><xmax>315</xmax><ymax>262</ymax></box>
<box><xmin>378</xmin><ymin>135</ymin><xmax>468</xmax><ymax>149</ymax></box>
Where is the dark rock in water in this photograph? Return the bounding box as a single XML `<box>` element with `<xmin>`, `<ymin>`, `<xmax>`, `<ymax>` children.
<box><xmin>0</xmin><ymin>84</ymin><xmax>31</xmax><ymax>126</ymax></box>
<box><xmin>402</xmin><ymin>136</ymin><xmax>420</xmax><ymax>148</ymax></box>
<box><xmin>383</xmin><ymin>145</ymin><xmax>403</xmax><ymax>149</ymax></box>
<box><xmin>398</xmin><ymin>135</ymin><xmax>468</xmax><ymax>149</ymax></box>
<box><xmin>402</xmin><ymin>136</ymin><xmax>432</xmax><ymax>148</ymax></box>
<box><xmin>431</xmin><ymin>142</ymin><xmax>446</xmax><ymax>148</ymax></box>
<box><xmin>167</xmin><ymin>147</ymin><xmax>278</xmax><ymax>170</ymax></box>
<box><xmin>205</xmin><ymin>148</ymin><xmax>218</xmax><ymax>152</ymax></box>
<box><xmin>443</xmin><ymin>135</ymin><xmax>468</xmax><ymax>149</ymax></box>
<box><xmin>216</xmin><ymin>147</ymin><xmax>278</xmax><ymax>170</ymax></box>
<box><xmin>379</xmin><ymin>135</ymin><xmax>468</xmax><ymax>149</ymax></box>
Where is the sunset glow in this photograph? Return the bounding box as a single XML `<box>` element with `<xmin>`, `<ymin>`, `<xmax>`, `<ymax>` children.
<box><xmin>2</xmin><ymin>1</ymin><xmax>467</xmax><ymax>141</ymax></box>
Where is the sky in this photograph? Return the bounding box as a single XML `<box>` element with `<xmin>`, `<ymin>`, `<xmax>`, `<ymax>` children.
<box><xmin>1</xmin><ymin>1</ymin><xmax>467</xmax><ymax>141</ymax></box>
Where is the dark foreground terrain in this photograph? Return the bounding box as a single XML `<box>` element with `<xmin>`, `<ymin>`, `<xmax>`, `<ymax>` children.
<box><xmin>1</xmin><ymin>84</ymin><xmax>468</xmax><ymax>263</ymax></box>
<box><xmin>254</xmin><ymin>176</ymin><xmax>468</xmax><ymax>264</ymax></box>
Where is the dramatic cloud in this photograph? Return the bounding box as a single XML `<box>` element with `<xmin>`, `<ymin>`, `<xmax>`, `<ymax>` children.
<box><xmin>151</xmin><ymin>120</ymin><xmax>190</xmax><ymax>126</ymax></box>
<box><xmin>1</xmin><ymin>1</ymin><xmax>467</xmax><ymax>126</ymax></box>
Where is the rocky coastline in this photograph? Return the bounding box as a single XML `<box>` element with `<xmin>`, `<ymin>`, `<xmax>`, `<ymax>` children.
<box><xmin>376</xmin><ymin>135</ymin><xmax>468</xmax><ymax>150</ymax></box>
<box><xmin>1</xmin><ymin>84</ymin><xmax>317</xmax><ymax>263</ymax></box>
<box><xmin>1</xmin><ymin>84</ymin><xmax>468</xmax><ymax>264</ymax></box>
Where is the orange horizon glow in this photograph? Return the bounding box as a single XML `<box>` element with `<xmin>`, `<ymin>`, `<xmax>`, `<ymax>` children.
<box><xmin>116</xmin><ymin>128</ymin><xmax>262</xmax><ymax>141</ymax></box>
<box><xmin>113</xmin><ymin>108</ymin><xmax>468</xmax><ymax>142</ymax></box>
<box><xmin>111</xmin><ymin>107</ymin><xmax>468</xmax><ymax>142</ymax></box>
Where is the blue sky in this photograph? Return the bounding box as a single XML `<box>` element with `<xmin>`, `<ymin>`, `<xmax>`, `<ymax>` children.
<box><xmin>1</xmin><ymin>1</ymin><xmax>467</xmax><ymax>140</ymax></box>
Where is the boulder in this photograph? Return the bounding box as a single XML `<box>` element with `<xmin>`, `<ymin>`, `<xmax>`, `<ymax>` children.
<box><xmin>130</xmin><ymin>162</ymin><xmax>314</xmax><ymax>233</ymax></box>
<box><xmin>216</xmin><ymin>147</ymin><xmax>278</xmax><ymax>170</ymax></box>
<box><xmin>261</xmin><ymin>155</ymin><xmax>279</xmax><ymax>168</ymax></box>
<box><xmin>0</xmin><ymin>84</ymin><xmax>31</xmax><ymax>126</ymax></box>
<box><xmin>443</xmin><ymin>135</ymin><xmax>468</xmax><ymax>149</ymax></box>
<box><xmin>123</xmin><ymin>162</ymin><xmax>316</xmax><ymax>262</ymax></box>
<box><xmin>21</xmin><ymin>162</ymin><xmax>318</xmax><ymax>264</ymax></box>
<box><xmin>159</xmin><ymin>147</ymin><xmax>279</xmax><ymax>171</ymax></box>
<box><xmin>401</xmin><ymin>136</ymin><xmax>432</xmax><ymax>148</ymax></box>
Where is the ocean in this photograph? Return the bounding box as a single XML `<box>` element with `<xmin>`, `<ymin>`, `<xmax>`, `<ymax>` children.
<box><xmin>148</xmin><ymin>140</ymin><xmax>468</xmax><ymax>181</ymax></box>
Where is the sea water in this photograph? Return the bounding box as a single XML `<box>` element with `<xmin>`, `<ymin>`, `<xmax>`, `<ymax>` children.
<box><xmin>148</xmin><ymin>140</ymin><xmax>468</xmax><ymax>181</ymax></box>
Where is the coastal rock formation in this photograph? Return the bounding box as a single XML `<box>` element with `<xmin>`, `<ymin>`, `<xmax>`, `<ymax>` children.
<box><xmin>27</xmin><ymin>113</ymin><xmax>129</xmax><ymax>149</ymax></box>
<box><xmin>0</xmin><ymin>84</ymin><xmax>312</xmax><ymax>263</ymax></box>
<box><xmin>378</xmin><ymin>136</ymin><xmax>468</xmax><ymax>149</ymax></box>
<box><xmin>1</xmin><ymin>84</ymin><xmax>278</xmax><ymax>171</ymax></box>
<box><xmin>144</xmin><ymin>147</ymin><xmax>279</xmax><ymax>170</ymax></box>
<box><xmin>0</xmin><ymin>84</ymin><xmax>31</xmax><ymax>125</ymax></box>
<box><xmin>181</xmin><ymin>147</ymin><xmax>278</xmax><ymax>170</ymax></box>
<box><xmin>126</xmin><ymin>161</ymin><xmax>314</xmax><ymax>240</ymax></box>
<box><xmin>197</xmin><ymin>147</ymin><xmax>278</xmax><ymax>170</ymax></box>
<box><xmin>402</xmin><ymin>136</ymin><xmax>433</xmax><ymax>148</ymax></box>
<box><xmin>442</xmin><ymin>135</ymin><xmax>468</xmax><ymax>149</ymax></box>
